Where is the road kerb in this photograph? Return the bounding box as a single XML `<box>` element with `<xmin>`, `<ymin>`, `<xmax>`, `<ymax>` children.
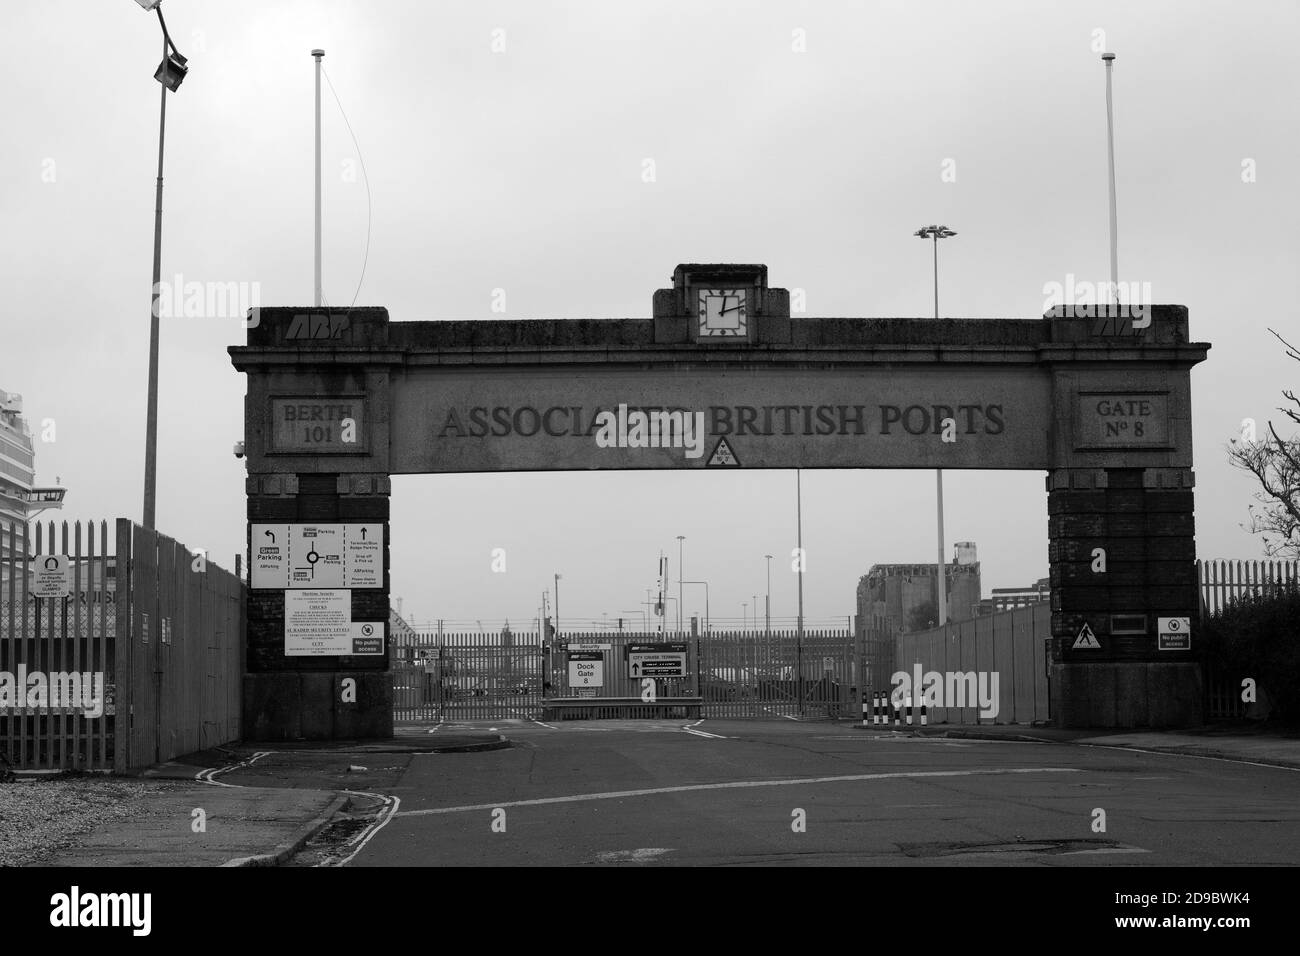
<box><xmin>221</xmin><ymin>793</ymin><xmax>350</xmax><ymax>868</ymax></box>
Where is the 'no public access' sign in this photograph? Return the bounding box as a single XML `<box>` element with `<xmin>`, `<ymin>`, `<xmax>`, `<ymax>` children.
<box><xmin>1157</xmin><ymin>616</ymin><xmax>1191</xmax><ymax>651</ymax></box>
<box><xmin>626</xmin><ymin>642</ymin><xmax>687</xmax><ymax>678</ymax></box>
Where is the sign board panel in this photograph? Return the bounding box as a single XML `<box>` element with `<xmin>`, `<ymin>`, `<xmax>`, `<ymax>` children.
<box><xmin>1157</xmin><ymin>616</ymin><xmax>1191</xmax><ymax>651</ymax></box>
<box><xmin>286</xmin><ymin>589</ymin><xmax>351</xmax><ymax>655</ymax></box>
<box><xmin>566</xmin><ymin>643</ymin><xmax>612</xmax><ymax>651</ymax></box>
<box><xmin>344</xmin><ymin>524</ymin><xmax>383</xmax><ymax>587</ymax></box>
<box><xmin>270</xmin><ymin>396</ymin><xmax>366</xmax><ymax>453</ymax></box>
<box><xmin>252</xmin><ymin>523</ymin><xmax>385</xmax><ymax>589</ymax></box>
<box><xmin>289</xmin><ymin>525</ymin><xmax>345</xmax><ymax>587</ymax></box>
<box><xmin>32</xmin><ymin>555</ymin><xmax>71</xmax><ymax>598</ymax></box>
<box><xmin>1075</xmin><ymin>392</ymin><xmax>1170</xmax><ymax>448</ymax></box>
<box><xmin>567</xmin><ymin>651</ymin><xmax>604</xmax><ymax>688</ymax></box>
<box><xmin>627</xmin><ymin>651</ymin><xmax>687</xmax><ymax>678</ymax></box>
<box><xmin>390</xmin><ymin>366</ymin><xmax>1052</xmax><ymax>473</ymax></box>
<box><xmin>251</xmin><ymin>526</ymin><xmax>287</xmax><ymax>588</ymax></box>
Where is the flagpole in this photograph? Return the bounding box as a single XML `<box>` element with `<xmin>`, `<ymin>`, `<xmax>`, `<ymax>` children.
<box><xmin>1102</xmin><ymin>51</ymin><xmax>1118</xmax><ymax>307</ymax></box>
<box><xmin>312</xmin><ymin>49</ymin><xmax>324</xmax><ymax>306</ymax></box>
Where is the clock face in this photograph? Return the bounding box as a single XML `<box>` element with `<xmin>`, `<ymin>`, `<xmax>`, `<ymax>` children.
<box><xmin>696</xmin><ymin>288</ymin><xmax>748</xmax><ymax>337</ymax></box>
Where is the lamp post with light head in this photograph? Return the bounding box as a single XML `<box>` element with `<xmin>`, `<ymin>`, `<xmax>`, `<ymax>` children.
<box><xmin>914</xmin><ymin>224</ymin><xmax>958</xmax><ymax>628</ymax></box>
<box><xmin>134</xmin><ymin>0</ymin><xmax>189</xmax><ymax>530</ymax></box>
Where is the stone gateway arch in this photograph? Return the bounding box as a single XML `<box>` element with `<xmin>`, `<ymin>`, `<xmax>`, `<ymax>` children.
<box><xmin>229</xmin><ymin>263</ymin><xmax>1209</xmax><ymax>740</ymax></box>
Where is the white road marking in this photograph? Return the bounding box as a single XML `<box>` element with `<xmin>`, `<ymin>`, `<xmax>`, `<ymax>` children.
<box><xmin>196</xmin><ymin>751</ymin><xmax>271</xmax><ymax>788</ymax></box>
<box><xmin>684</xmin><ymin>728</ymin><xmax>727</xmax><ymax>739</ymax></box>
<box><xmin>395</xmin><ymin>767</ymin><xmax>1082</xmax><ymax>817</ymax></box>
<box><xmin>425</xmin><ymin>723</ymin><xmax>443</xmax><ymax>734</ymax></box>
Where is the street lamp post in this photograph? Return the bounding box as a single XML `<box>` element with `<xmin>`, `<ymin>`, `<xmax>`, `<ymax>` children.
<box><xmin>914</xmin><ymin>225</ymin><xmax>958</xmax><ymax>628</ymax></box>
<box><xmin>676</xmin><ymin>535</ymin><xmax>685</xmax><ymax>636</ymax></box>
<box><xmin>554</xmin><ymin>573</ymin><xmax>562</xmax><ymax>641</ymax></box>
<box><xmin>136</xmin><ymin>0</ymin><xmax>189</xmax><ymax>530</ymax></box>
<box><xmin>764</xmin><ymin>554</ymin><xmax>772</xmax><ymax>638</ymax></box>
<box><xmin>796</xmin><ymin>470</ymin><xmax>805</xmax><ymax>714</ymax></box>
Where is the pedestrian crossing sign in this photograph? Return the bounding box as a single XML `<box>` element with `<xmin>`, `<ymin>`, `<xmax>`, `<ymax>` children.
<box><xmin>1072</xmin><ymin>623</ymin><xmax>1101</xmax><ymax>649</ymax></box>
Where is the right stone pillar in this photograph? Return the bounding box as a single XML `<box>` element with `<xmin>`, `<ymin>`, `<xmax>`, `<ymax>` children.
<box><xmin>1048</xmin><ymin>466</ymin><xmax>1201</xmax><ymax>727</ymax></box>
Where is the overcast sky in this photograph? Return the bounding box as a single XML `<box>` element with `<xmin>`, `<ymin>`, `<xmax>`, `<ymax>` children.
<box><xmin>3</xmin><ymin>1</ymin><xmax>1297</xmax><ymax>633</ymax></box>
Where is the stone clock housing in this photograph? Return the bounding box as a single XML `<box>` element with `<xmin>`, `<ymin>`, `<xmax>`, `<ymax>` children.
<box><xmin>652</xmin><ymin>263</ymin><xmax>790</xmax><ymax>345</ymax></box>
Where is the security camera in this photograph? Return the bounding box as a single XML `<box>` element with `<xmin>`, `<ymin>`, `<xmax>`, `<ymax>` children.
<box><xmin>233</xmin><ymin>441</ymin><xmax>245</xmax><ymax>459</ymax></box>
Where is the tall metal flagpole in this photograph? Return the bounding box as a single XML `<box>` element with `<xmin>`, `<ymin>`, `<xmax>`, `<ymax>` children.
<box><xmin>313</xmin><ymin>49</ymin><xmax>324</xmax><ymax>307</ymax></box>
<box><xmin>1103</xmin><ymin>51</ymin><xmax>1118</xmax><ymax>307</ymax></box>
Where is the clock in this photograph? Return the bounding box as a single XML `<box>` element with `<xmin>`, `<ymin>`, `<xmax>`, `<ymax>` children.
<box><xmin>696</xmin><ymin>288</ymin><xmax>748</xmax><ymax>337</ymax></box>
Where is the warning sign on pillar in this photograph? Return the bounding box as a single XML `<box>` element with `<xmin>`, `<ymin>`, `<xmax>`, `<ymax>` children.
<box><xmin>1157</xmin><ymin>617</ymin><xmax>1191</xmax><ymax>650</ymax></box>
<box><xmin>1072</xmin><ymin>623</ymin><xmax>1101</xmax><ymax>649</ymax></box>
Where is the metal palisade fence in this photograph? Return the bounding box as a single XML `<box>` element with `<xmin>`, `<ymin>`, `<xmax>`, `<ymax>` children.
<box><xmin>1197</xmin><ymin>558</ymin><xmax>1299</xmax><ymax>618</ymax></box>
<box><xmin>391</xmin><ymin>627</ymin><xmax>856</xmax><ymax>722</ymax></box>
<box><xmin>1198</xmin><ymin>558</ymin><xmax>1299</xmax><ymax>719</ymax></box>
<box><xmin>1</xmin><ymin>519</ymin><xmax>244</xmax><ymax>771</ymax></box>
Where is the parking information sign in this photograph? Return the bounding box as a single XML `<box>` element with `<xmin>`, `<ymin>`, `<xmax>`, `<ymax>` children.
<box><xmin>252</xmin><ymin>523</ymin><xmax>385</xmax><ymax>589</ymax></box>
<box><xmin>1157</xmin><ymin>616</ymin><xmax>1191</xmax><ymax>650</ymax></box>
<box><xmin>567</xmin><ymin>651</ymin><xmax>604</xmax><ymax>688</ymax></box>
<box><xmin>626</xmin><ymin>642</ymin><xmax>687</xmax><ymax>678</ymax></box>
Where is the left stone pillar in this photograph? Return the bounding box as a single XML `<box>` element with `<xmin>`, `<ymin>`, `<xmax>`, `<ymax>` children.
<box><xmin>231</xmin><ymin>307</ymin><xmax>396</xmax><ymax>741</ymax></box>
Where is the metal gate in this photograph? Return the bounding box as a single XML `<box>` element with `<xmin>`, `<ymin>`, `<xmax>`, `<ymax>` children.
<box><xmin>701</xmin><ymin>628</ymin><xmax>854</xmax><ymax>718</ymax></box>
<box><xmin>392</xmin><ymin>629</ymin><xmax>544</xmax><ymax>722</ymax></box>
<box><xmin>392</xmin><ymin>626</ymin><xmax>855</xmax><ymax>722</ymax></box>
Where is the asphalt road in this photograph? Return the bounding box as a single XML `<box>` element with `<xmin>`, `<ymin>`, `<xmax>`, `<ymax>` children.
<box><xmin>339</xmin><ymin>719</ymin><xmax>1300</xmax><ymax>866</ymax></box>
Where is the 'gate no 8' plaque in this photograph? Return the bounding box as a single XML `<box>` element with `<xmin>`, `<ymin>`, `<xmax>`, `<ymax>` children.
<box><xmin>1075</xmin><ymin>392</ymin><xmax>1170</xmax><ymax>448</ymax></box>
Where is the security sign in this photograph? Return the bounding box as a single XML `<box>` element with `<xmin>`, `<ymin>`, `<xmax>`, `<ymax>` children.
<box><xmin>1157</xmin><ymin>616</ymin><xmax>1191</xmax><ymax>651</ymax></box>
